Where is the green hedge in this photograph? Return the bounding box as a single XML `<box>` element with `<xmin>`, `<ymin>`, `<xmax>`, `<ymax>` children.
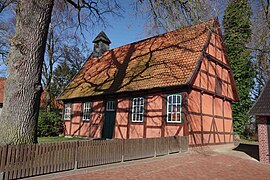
<box><xmin>38</xmin><ymin>109</ymin><xmax>63</xmax><ymax>137</ymax></box>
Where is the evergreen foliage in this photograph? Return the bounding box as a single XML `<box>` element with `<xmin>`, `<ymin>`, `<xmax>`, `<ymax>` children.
<box><xmin>51</xmin><ymin>60</ymin><xmax>77</xmax><ymax>97</ymax></box>
<box><xmin>223</xmin><ymin>0</ymin><xmax>255</xmax><ymax>135</ymax></box>
<box><xmin>38</xmin><ymin>109</ymin><xmax>63</xmax><ymax>137</ymax></box>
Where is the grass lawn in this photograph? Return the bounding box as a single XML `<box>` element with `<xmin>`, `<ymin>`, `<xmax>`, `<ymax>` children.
<box><xmin>38</xmin><ymin>136</ymin><xmax>88</xmax><ymax>143</ymax></box>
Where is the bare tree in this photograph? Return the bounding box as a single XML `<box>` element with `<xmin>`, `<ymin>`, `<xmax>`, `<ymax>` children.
<box><xmin>0</xmin><ymin>0</ymin><xmax>15</xmax><ymax>13</ymax></box>
<box><xmin>42</xmin><ymin>1</ymin><xmax>89</xmax><ymax>111</ymax></box>
<box><xmin>250</xmin><ymin>0</ymin><xmax>270</xmax><ymax>99</ymax></box>
<box><xmin>62</xmin><ymin>43</ymin><xmax>89</xmax><ymax>71</ymax></box>
<box><xmin>0</xmin><ymin>0</ymin><xmax>121</xmax><ymax>145</ymax></box>
<box><xmin>135</xmin><ymin>0</ymin><xmax>218</xmax><ymax>34</ymax></box>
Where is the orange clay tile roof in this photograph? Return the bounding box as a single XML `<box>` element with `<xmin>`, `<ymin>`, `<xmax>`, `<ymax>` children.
<box><xmin>58</xmin><ymin>20</ymin><xmax>214</xmax><ymax>100</ymax></box>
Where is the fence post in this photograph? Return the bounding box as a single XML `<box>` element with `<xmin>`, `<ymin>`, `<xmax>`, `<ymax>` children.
<box><xmin>178</xmin><ymin>136</ymin><xmax>182</xmax><ymax>154</ymax></box>
<box><xmin>121</xmin><ymin>139</ymin><xmax>124</xmax><ymax>162</ymax></box>
<box><xmin>74</xmin><ymin>141</ymin><xmax>78</xmax><ymax>169</ymax></box>
<box><xmin>167</xmin><ymin>137</ymin><xmax>169</xmax><ymax>155</ymax></box>
<box><xmin>0</xmin><ymin>145</ymin><xmax>7</xmax><ymax>180</ymax></box>
<box><xmin>154</xmin><ymin>138</ymin><xmax>156</xmax><ymax>157</ymax></box>
<box><xmin>180</xmin><ymin>136</ymin><xmax>184</xmax><ymax>153</ymax></box>
<box><xmin>0</xmin><ymin>172</ymin><xmax>4</xmax><ymax>180</ymax></box>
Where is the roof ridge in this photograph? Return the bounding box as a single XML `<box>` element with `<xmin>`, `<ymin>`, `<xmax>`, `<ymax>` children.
<box><xmin>94</xmin><ymin>19</ymin><xmax>215</xmax><ymax>59</ymax></box>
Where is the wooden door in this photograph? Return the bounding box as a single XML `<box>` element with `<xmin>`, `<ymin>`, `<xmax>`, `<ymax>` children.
<box><xmin>102</xmin><ymin>100</ymin><xmax>117</xmax><ymax>139</ymax></box>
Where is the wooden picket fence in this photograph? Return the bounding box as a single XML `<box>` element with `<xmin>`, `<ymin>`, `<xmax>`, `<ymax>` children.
<box><xmin>0</xmin><ymin>136</ymin><xmax>188</xmax><ymax>180</ymax></box>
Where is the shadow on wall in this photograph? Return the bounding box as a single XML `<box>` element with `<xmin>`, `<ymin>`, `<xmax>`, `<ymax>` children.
<box><xmin>233</xmin><ymin>143</ymin><xmax>259</xmax><ymax>161</ymax></box>
<box><xmin>114</xmin><ymin>96</ymin><xmax>187</xmax><ymax>139</ymax></box>
<box><xmin>64</xmin><ymin>102</ymin><xmax>104</xmax><ymax>137</ymax></box>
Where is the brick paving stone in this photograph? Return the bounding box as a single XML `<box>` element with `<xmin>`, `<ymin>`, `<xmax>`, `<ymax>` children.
<box><xmin>49</xmin><ymin>152</ymin><xmax>270</xmax><ymax>180</ymax></box>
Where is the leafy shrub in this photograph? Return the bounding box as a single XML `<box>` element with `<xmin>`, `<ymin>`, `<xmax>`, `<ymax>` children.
<box><xmin>38</xmin><ymin>109</ymin><xmax>63</xmax><ymax>137</ymax></box>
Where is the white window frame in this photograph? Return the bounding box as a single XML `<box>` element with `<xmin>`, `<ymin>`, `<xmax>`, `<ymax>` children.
<box><xmin>166</xmin><ymin>94</ymin><xmax>182</xmax><ymax>123</ymax></box>
<box><xmin>82</xmin><ymin>102</ymin><xmax>92</xmax><ymax>121</ymax></box>
<box><xmin>106</xmin><ymin>101</ymin><xmax>116</xmax><ymax>111</ymax></box>
<box><xmin>131</xmin><ymin>97</ymin><xmax>145</xmax><ymax>122</ymax></box>
<box><xmin>64</xmin><ymin>103</ymin><xmax>72</xmax><ymax>120</ymax></box>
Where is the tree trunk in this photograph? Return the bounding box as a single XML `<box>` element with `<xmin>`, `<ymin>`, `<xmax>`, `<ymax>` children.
<box><xmin>0</xmin><ymin>0</ymin><xmax>54</xmax><ymax>145</ymax></box>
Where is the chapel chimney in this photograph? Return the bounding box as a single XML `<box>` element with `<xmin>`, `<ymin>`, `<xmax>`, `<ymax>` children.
<box><xmin>92</xmin><ymin>31</ymin><xmax>111</xmax><ymax>58</ymax></box>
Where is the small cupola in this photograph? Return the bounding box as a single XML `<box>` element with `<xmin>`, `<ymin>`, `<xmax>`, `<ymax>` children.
<box><xmin>92</xmin><ymin>31</ymin><xmax>111</xmax><ymax>58</ymax></box>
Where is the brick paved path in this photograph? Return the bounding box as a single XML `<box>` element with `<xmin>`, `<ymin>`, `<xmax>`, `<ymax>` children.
<box><xmin>47</xmin><ymin>152</ymin><xmax>270</xmax><ymax>180</ymax></box>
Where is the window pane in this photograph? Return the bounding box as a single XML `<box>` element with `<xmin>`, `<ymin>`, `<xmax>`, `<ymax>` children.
<box><xmin>167</xmin><ymin>113</ymin><xmax>171</xmax><ymax>121</ymax></box>
<box><xmin>177</xmin><ymin>95</ymin><xmax>181</xmax><ymax>103</ymax></box>
<box><xmin>171</xmin><ymin>113</ymin><xmax>175</xmax><ymax>121</ymax></box>
<box><xmin>168</xmin><ymin>96</ymin><xmax>172</xmax><ymax>103</ymax></box>
<box><xmin>173</xmin><ymin>95</ymin><xmax>176</xmax><ymax>103</ymax></box>
<box><xmin>139</xmin><ymin>106</ymin><xmax>143</xmax><ymax>113</ymax></box>
<box><xmin>171</xmin><ymin>105</ymin><xmax>174</xmax><ymax>112</ymax></box>
<box><xmin>177</xmin><ymin>113</ymin><xmax>181</xmax><ymax>121</ymax></box>
<box><xmin>134</xmin><ymin>114</ymin><xmax>137</xmax><ymax>121</ymax></box>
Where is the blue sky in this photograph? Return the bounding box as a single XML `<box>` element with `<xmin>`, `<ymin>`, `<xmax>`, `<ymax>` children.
<box><xmin>84</xmin><ymin>1</ymin><xmax>227</xmax><ymax>51</ymax></box>
<box><xmin>84</xmin><ymin>1</ymin><xmax>148</xmax><ymax>50</ymax></box>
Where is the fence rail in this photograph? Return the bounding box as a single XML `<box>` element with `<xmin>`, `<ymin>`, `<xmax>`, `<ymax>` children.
<box><xmin>0</xmin><ymin>136</ymin><xmax>188</xmax><ymax>180</ymax></box>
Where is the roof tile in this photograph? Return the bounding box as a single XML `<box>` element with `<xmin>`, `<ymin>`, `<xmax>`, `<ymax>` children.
<box><xmin>249</xmin><ymin>80</ymin><xmax>270</xmax><ymax>116</ymax></box>
<box><xmin>58</xmin><ymin>20</ymin><xmax>213</xmax><ymax>100</ymax></box>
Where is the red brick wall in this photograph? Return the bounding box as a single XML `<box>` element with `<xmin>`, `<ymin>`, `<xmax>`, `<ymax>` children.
<box><xmin>257</xmin><ymin>116</ymin><xmax>269</xmax><ymax>163</ymax></box>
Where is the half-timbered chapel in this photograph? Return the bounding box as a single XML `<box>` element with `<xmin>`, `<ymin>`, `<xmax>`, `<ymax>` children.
<box><xmin>58</xmin><ymin>19</ymin><xmax>239</xmax><ymax>145</ymax></box>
